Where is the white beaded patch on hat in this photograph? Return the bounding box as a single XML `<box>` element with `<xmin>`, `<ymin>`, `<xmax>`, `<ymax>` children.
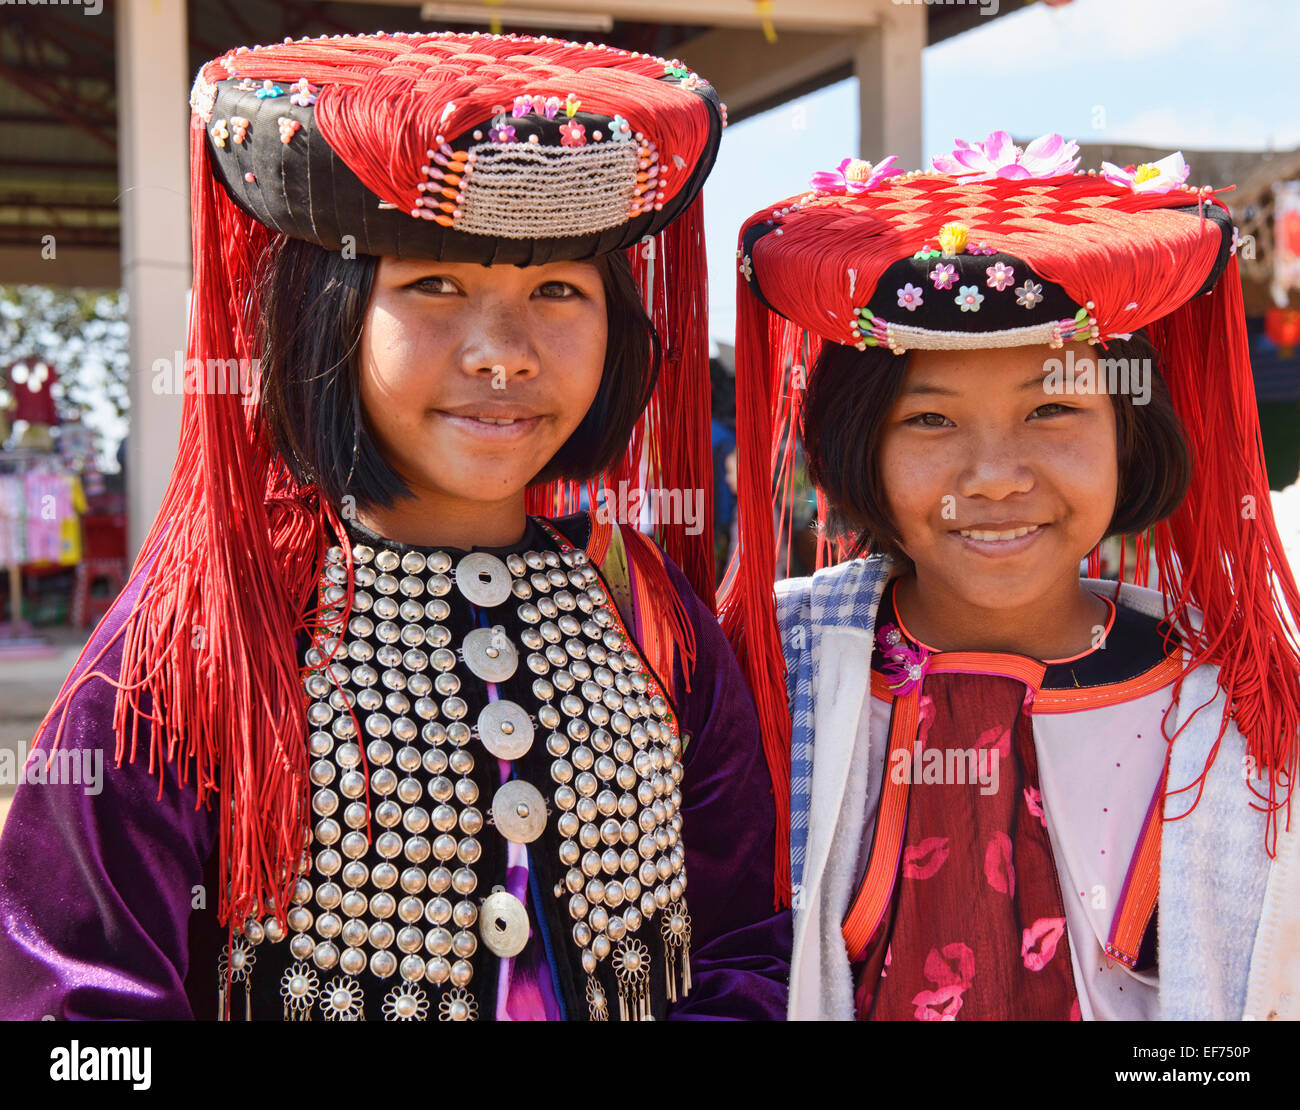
<box><xmin>455</xmin><ymin>140</ymin><xmax>641</xmax><ymax>240</ymax></box>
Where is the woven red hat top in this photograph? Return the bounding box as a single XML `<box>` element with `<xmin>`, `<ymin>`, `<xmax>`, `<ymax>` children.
<box><xmin>738</xmin><ymin>135</ymin><xmax>1233</xmax><ymax>352</ymax></box>
<box><xmin>724</xmin><ymin>136</ymin><xmax>1299</xmax><ymax>905</ymax></box>
<box><xmin>189</xmin><ymin>31</ymin><xmax>724</xmax><ymax>262</ymax></box>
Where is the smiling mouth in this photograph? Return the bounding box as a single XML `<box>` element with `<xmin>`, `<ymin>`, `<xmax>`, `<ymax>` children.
<box><xmin>955</xmin><ymin>524</ymin><xmax>1043</xmax><ymax>542</ymax></box>
<box><xmin>434</xmin><ymin>409</ymin><xmax>545</xmax><ymax>439</ymax></box>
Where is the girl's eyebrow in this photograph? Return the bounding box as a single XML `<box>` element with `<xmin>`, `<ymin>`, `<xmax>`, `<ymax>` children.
<box><xmin>899</xmin><ymin>381</ymin><xmax>959</xmax><ymax>397</ymax></box>
<box><xmin>900</xmin><ymin>373</ymin><xmax>1048</xmax><ymax>398</ymax></box>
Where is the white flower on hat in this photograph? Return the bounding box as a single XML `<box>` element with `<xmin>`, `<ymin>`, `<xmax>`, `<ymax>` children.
<box><xmin>1100</xmin><ymin>152</ymin><xmax>1190</xmax><ymax>194</ymax></box>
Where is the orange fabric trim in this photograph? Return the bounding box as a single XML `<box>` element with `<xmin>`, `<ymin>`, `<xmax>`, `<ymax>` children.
<box><xmin>927</xmin><ymin>652</ymin><xmax>1048</xmax><ymax>690</ymax></box>
<box><xmin>1105</xmin><ymin>764</ymin><xmax>1168</xmax><ymax>967</ymax></box>
<box><xmin>841</xmin><ymin>689</ymin><xmax>919</xmax><ymax>962</ymax></box>
<box><xmin>871</xmin><ymin>652</ymin><xmax>1183</xmax><ymax>713</ymax></box>
<box><xmin>1031</xmin><ymin>655</ymin><xmax>1183</xmax><ymax>713</ymax></box>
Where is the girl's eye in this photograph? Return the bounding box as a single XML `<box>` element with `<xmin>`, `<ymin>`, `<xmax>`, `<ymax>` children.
<box><xmin>1030</xmin><ymin>402</ymin><xmax>1073</xmax><ymax>418</ymax></box>
<box><xmin>905</xmin><ymin>412</ymin><xmax>952</xmax><ymax>428</ymax></box>
<box><xmin>535</xmin><ymin>281</ymin><xmax>581</xmax><ymax>299</ymax></box>
<box><xmin>413</xmin><ymin>276</ymin><xmax>458</xmax><ymax>294</ymax></box>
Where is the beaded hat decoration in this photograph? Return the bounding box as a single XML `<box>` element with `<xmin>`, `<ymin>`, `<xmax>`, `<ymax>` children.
<box><xmin>721</xmin><ymin>134</ymin><xmax>1300</xmax><ymax>904</ymax></box>
<box><xmin>189</xmin><ymin>33</ymin><xmax>724</xmax><ymax>262</ymax></box>
<box><xmin>737</xmin><ymin>139</ymin><xmax>1232</xmax><ymax>352</ymax></box>
<box><xmin>31</xmin><ymin>33</ymin><xmax>727</xmax><ymax>932</ymax></box>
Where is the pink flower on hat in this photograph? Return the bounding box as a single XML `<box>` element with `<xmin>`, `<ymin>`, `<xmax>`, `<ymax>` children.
<box><xmin>986</xmin><ymin>262</ymin><xmax>1015</xmax><ymax>291</ymax></box>
<box><xmin>931</xmin><ymin>131</ymin><xmax>1080</xmax><ymax>180</ymax></box>
<box><xmin>897</xmin><ymin>283</ymin><xmax>924</xmax><ymax>311</ymax></box>
<box><xmin>560</xmin><ymin>120</ymin><xmax>587</xmax><ymax>147</ymax></box>
<box><xmin>1100</xmin><ymin>151</ymin><xmax>1190</xmax><ymax>194</ymax></box>
<box><xmin>929</xmin><ymin>262</ymin><xmax>957</xmax><ymax>290</ymax></box>
<box><xmin>810</xmin><ymin>156</ymin><xmax>904</xmax><ymax>196</ymax></box>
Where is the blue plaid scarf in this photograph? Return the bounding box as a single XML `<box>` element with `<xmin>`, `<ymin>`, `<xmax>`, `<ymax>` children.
<box><xmin>775</xmin><ymin>555</ymin><xmax>895</xmax><ymax>901</ymax></box>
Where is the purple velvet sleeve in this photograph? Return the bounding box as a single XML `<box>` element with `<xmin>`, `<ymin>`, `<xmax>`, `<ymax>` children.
<box><xmin>0</xmin><ymin>564</ymin><xmax>218</xmax><ymax>1020</ymax></box>
<box><xmin>654</xmin><ymin>558</ymin><xmax>792</xmax><ymax>1021</ymax></box>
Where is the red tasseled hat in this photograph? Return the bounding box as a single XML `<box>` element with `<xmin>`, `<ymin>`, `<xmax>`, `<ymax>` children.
<box><xmin>34</xmin><ymin>31</ymin><xmax>724</xmax><ymax>929</ymax></box>
<box><xmin>722</xmin><ymin>135</ymin><xmax>1300</xmax><ymax>906</ymax></box>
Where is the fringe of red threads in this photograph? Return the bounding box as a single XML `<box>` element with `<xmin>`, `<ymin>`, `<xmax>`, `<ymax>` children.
<box><xmin>718</xmin><ymin>267</ymin><xmax>797</xmax><ymax>909</ymax></box>
<box><xmin>202</xmin><ymin>35</ymin><xmax>711</xmax><ymax>218</ymax></box>
<box><xmin>1145</xmin><ymin>258</ymin><xmax>1300</xmax><ymax>851</ymax></box>
<box><xmin>527</xmin><ymin>199</ymin><xmax>713</xmax><ymax>686</ymax></box>
<box><xmin>631</xmin><ymin>197</ymin><xmax>716</xmax><ymax>612</ymax></box>
<box><xmin>32</xmin><ymin>130</ymin><xmax>349</xmax><ymax>930</ymax></box>
<box><xmin>620</xmin><ymin>524</ymin><xmax>697</xmax><ymax>697</ymax></box>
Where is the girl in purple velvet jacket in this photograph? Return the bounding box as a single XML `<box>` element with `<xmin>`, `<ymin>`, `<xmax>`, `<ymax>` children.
<box><xmin>0</xmin><ymin>31</ymin><xmax>789</xmax><ymax>1022</ymax></box>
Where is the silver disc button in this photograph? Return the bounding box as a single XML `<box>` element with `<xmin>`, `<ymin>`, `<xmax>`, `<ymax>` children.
<box><xmin>476</xmin><ymin>699</ymin><xmax>535</xmax><ymax>760</ymax></box>
<box><xmin>456</xmin><ymin>553</ymin><xmax>512</xmax><ymax>607</ymax></box>
<box><xmin>479</xmin><ymin>891</ymin><xmax>530</xmax><ymax>958</ymax></box>
<box><xmin>461</xmin><ymin>626</ymin><xmax>519</xmax><ymax>683</ymax></box>
<box><xmin>492</xmin><ymin>780</ymin><xmax>548</xmax><ymax>844</ymax></box>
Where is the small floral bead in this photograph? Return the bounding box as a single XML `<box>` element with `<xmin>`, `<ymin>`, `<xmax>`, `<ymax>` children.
<box><xmin>896</xmin><ymin>283</ymin><xmax>924</xmax><ymax>312</ymax></box>
<box><xmin>289</xmin><ymin>78</ymin><xmax>317</xmax><ymax>107</ymax></box>
<box><xmin>929</xmin><ymin>262</ymin><xmax>957</xmax><ymax>291</ymax></box>
<box><xmin>986</xmin><ymin>262</ymin><xmax>1015</xmax><ymax>291</ymax></box>
<box><xmin>1015</xmin><ymin>280</ymin><xmax>1044</xmax><ymax>309</ymax></box>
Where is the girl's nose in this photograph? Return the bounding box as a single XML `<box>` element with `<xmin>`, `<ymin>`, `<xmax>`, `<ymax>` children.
<box><xmin>957</xmin><ymin>434</ymin><xmax>1034</xmax><ymax>501</ymax></box>
<box><xmin>457</xmin><ymin>302</ymin><xmax>541</xmax><ymax>383</ymax></box>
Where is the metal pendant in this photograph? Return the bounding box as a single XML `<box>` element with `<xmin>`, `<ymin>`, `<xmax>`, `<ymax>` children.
<box><xmin>455</xmin><ymin>553</ymin><xmax>512</xmax><ymax>607</ymax></box>
<box><xmin>476</xmin><ymin>699</ymin><xmax>534</xmax><ymax>760</ymax></box>
<box><xmin>491</xmin><ymin>779</ymin><xmax>548</xmax><ymax>844</ymax></box>
<box><xmin>479</xmin><ymin>890</ymin><xmax>530</xmax><ymax>958</ymax></box>
<box><xmin>461</xmin><ymin>626</ymin><xmax>519</xmax><ymax>683</ymax></box>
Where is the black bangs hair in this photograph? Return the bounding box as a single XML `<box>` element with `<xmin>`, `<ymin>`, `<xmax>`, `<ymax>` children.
<box><xmin>257</xmin><ymin>237</ymin><xmax>661</xmax><ymax>512</ymax></box>
<box><xmin>800</xmin><ymin>330</ymin><xmax>1192</xmax><ymax>567</ymax></box>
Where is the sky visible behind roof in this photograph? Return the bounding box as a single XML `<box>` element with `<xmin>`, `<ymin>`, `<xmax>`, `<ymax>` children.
<box><xmin>702</xmin><ymin>0</ymin><xmax>1300</xmax><ymax>346</ymax></box>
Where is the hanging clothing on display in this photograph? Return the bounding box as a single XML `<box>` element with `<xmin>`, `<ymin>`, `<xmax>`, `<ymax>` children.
<box><xmin>23</xmin><ymin>468</ymin><xmax>80</xmax><ymax>566</ymax></box>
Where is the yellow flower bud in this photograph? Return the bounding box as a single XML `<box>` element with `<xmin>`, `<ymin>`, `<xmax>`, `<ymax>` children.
<box><xmin>938</xmin><ymin>222</ymin><xmax>969</xmax><ymax>256</ymax></box>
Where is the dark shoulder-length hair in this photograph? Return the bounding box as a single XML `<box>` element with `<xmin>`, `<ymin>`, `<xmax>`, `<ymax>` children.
<box><xmin>800</xmin><ymin>330</ymin><xmax>1192</xmax><ymax>566</ymax></box>
<box><xmin>256</xmin><ymin>236</ymin><xmax>660</xmax><ymax>511</ymax></box>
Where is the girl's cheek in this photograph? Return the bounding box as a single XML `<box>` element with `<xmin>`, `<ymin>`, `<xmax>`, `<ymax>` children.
<box><xmin>881</xmin><ymin>443</ymin><xmax>944</xmax><ymax>546</ymax></box>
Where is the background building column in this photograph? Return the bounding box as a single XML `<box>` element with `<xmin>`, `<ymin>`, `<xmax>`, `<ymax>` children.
<box><xmin>115</xmin><ymin>0</ymin><xmax>190</xmax><ymax>559</ymax></box>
